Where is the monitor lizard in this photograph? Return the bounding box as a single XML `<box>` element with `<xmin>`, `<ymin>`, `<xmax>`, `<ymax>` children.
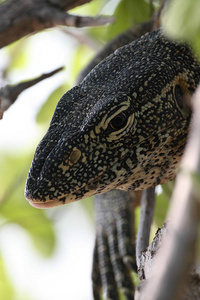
<box><xmin>76</xmin><ymin>22</ymin><xmax>153</xmax><ymax>300</ymax></box>
<box><xmin>25</xmin><ymin>27</ymin><xmax>200</xmax><ymax>299</ymax></box>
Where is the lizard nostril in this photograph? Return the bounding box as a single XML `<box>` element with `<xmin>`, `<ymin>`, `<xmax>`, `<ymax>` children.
<box><xmin>69</xmin><ymin>148</ymin><xmax>82</xmax><ymax>165</ymax></box>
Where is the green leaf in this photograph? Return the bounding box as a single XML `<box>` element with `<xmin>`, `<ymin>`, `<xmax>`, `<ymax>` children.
<box><xmin>71</xmin><ymin>44</ymin><xmax>95</xmax><ymax>82</ymax></box>
<box><xmin>36</xmin><ymin>84</ymin><xmax>68</xmax><ymax>125</ymax></box>
<box><xmin>134</xmin><ymin>206</ymin><xmax>141</xmax><ymax>233</ymax></box>
<box><xmin>163</xmin><ymin>0</ymin><xmax>200</xmax><ymax>56</ymax></box>
<box><xmin>154</xmin><ymin>191</ymin><xmax>170</xmax><ymax>228</ymax></box>
<box><xmin>118</xmin><ymin>289</ymin><xmax>126</xmax><ymax>300</ymax></box>
<box><xmin>6</xmin><ymin>39</ymin><xmax>30</xmax><ymax>73</ymax></box>
<box><xmin>87</xmin><ymin>25</ymin><xmax>109</xmax><ymax>46</ymax></box>
<box><xmin>70</xmin><ymin>0</ymin><xmax>107</xmax><ymax>16</ymax></box>
<box><xmin>153</xmin><ymin>183</ymin><xmax>173</xmax><ymax>228</ymax></box>
<box><xmin>0</xmin><ymin>254</ymin><xmax>14</xmax><ymax>300</ymax></box>
<box><xmin>79</xmin><ymin>196</ymin><xmax>94</xmax><ymax>221</ymax></box>
<box><xmin>161</xmin><ymin>181</ymin><xmax>174</xmax><ymax>200</ymax></box>
<box><xmin>106</xmin><ymin>0</ymin><xmax>151</xmax><ymax>40</ymax></box>
<box><xmin>131</xmin><ymin>271</ymin><xmax>140</xmax><ymax>287</ymax></box>
<box><xmin>190</xmin><ymin>172</ymin><xmax>200</xmax><ymax>195</ymax></box>
<box><xmin>0</xmin><ymin>152</ymin><xmax>56</xmax><ymax>257</ymax></box>
<box><xmin>1</xmin><ymin>187</ymin><xmax>56</xmax><ymax>257</ymax></box>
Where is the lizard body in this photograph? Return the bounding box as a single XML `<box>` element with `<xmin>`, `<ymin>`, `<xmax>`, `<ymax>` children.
<box><xmin>25</xmin><ymin>29</ymin><xmax>200</xmax><ymax>208</ymax></box>
<box><xmin>25</xmin><ymin>26</ymin><xmax>200</xmax><ymax>300</ymax></box>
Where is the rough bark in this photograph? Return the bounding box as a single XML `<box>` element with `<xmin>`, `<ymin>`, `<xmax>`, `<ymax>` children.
<box><xmin>136</xmin><ymin>224</ymin><xmax>200</xmax><ymax>300</ymax></box>
<box><xmin>135</xmin><ymin>86</ymin><xmax>200</xmax><ymax>300</ymax></box>
<box><xmin>0</xmin><ymin>0</ymin><xmax>113</xmax><ymax>49</ymax></box>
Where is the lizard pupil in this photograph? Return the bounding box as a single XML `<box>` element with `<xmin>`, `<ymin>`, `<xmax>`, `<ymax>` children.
<box><xmin>175</xmin><ymin>84</ymin><xmax>184</xmax><ymax>109</ymax></box>
<box><xmin>110</xmin><ymin>112</ymin><xmax>127</xmax><ymax>130</ymax></box>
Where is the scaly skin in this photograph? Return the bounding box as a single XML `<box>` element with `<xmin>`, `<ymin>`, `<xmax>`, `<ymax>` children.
<box><xmin>25</xmin><ymin>26</ymin><xmax>200</xmax><ymax>300</ymax></box>
<box><xmin>78</xmin><ymin>23</ymin><xmax>151</xmax><ymax>300</ymax></box>
<box><xmin>92</xmin><ymin>190</ymin><xmax>138</xmax><ymax>300</ymax></box>
<box><xmin>25</xmin><ymin>29</ymin><xmax>200</xmax><ymax>208</ymax></box>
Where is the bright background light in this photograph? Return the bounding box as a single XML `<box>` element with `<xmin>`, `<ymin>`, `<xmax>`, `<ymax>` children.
<box><xmin>0</xmin><ymin>28</ymin><xmax>96</xmax><ymax>300</ymax></box>
<box><xmin>0</xmin><ymin>1</ymin><xmax>154</xmax><ymax>299</ymax></box>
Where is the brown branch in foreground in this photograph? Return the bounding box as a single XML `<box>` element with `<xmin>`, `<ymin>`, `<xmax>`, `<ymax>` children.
<box><xmin>136</xmin><ymin>85</ymin><xmax>200</xmax><ymax>300</ymax></box>
<box><xmin>0</xmin><ymin>66</ymin><xmax>64</xmax><ymax>119</ymax></box>
<box><xmin>0</xmin><ymin>0</ymin><xmax>114</xmax><ymax>49</ymax></box>
<box><xmin>136</xmin><ymin>223</ymin><xmax>200</xmax><ymax>300</ymax></box>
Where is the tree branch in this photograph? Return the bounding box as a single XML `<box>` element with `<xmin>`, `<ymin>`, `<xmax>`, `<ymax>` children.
<box><xmin>136</xmin><ymin>187</ymin><xmax>156</xmax><ymax>267</ymax></box>
<box><xmin>136</xmin><ymin>85</ymin><xmax>200</xmax><ymax>300</ymax></box>
<box><xmin>0</xmin><ymin>66</ymin><xmax>64</xmax><ymax>119</ymax></box>
<box><xmin>136</xmin><ymin>223</ymin><xmax>200</xmax><ymax>300</ymax></box>
<box><xmin>0</xmin><ymin>0</ymin><xmax>114</xmax><ymax>48</ymax></box>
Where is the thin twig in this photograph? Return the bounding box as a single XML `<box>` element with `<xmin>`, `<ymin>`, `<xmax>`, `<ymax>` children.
<box><xmin>152</xmin><ymin>0</ymin><xmax>170</xmax><ymax>30</ymax></box>
<box><xmin>0</xmin><ymin>66</ymin><xmax>64</xmax><ymax>119</ymax></box>
<box><xmin>136</xmin><ymin>187</ymin><xmax>156</xmax><ymax>267</ymax></box>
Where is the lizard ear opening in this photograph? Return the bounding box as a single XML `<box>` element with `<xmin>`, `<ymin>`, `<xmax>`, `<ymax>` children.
<box><xmin>174</xmin><ymin>85</ymin><xmax>184</xmax><ymax>110</ymax></box>
<box><xmin>174</xmin><ymin>83</ymin><xmax>192</xmax><ymax>115</ymax></box>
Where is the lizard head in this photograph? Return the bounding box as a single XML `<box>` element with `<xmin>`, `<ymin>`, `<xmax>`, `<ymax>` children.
<box><xmin>25</xmin><ymin>29</ymin><xmax>200</xmax><ymax>208</ymax></box>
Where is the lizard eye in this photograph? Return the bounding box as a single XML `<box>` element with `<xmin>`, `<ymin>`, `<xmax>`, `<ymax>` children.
<box><xmin>109</xmin><ymin>112</ymin><xmax>128</xmax><ymax>130</ymax></box>
<box><xmin>174</xmin><ymin>84</ymin><xmax>184</xmax><ymax>109</ymax></box>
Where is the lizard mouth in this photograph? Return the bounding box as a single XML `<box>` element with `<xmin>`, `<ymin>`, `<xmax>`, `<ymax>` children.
<box><xmin>26</xmin><ymin>185</ymin><xmax>99</xmax><ymax>209</ymax></box>
<box><xmin>28</xmin><ymin>199</ymin><xmax>61</xmax><ymax>209</ymax></box>
<box><xmin>25</xmin><ymin>165</ymin><xmax>114</xmax><ymax>209</ymax></box>
<box><xmin>26</xmin><ymin>185</ymin><xmax>85</xmax><ymax>209</ymax></box>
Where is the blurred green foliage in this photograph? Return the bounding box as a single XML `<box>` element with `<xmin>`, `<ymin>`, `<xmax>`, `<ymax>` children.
<box><xmin>36</xmin><ymin>85</ymin><xmax>69</xmax><ymax>124</ymax></box>
<box><xmin>0</xmin><ymin>151</ymin><xmax>55</xmax><ymax>256</ymax></box>
<box><xmin>105</xmin><ymin>0</ymin><xmax>151</xmax><ymax>40</ymax></box>
<box><xmin>0</xmin><ymin>151</ymin><xmax>56</xmax><ymax>298</ymax></box>
<box><xmin>154</xmin><ymin>183</ymin><xmax>173</xmax><ymax>228</ymax></box>
<box><xmin>163</xmin><ymin>0</ymin><xmax>200</xmax><ymax>56</ymax></box>
<box><xmin>0</xmin><ymin>254</ymin><xmax>14</xmax><ymax>300</ymax></box>
<box><xmin>1</xmin><ymin>0</ymin><xmax>200</xmax><ymax>299</ymax></box>
<box><xmin>6</xmin><ymin>39</ymin><xmax>30</xmax><ymax>73</ymax></box>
